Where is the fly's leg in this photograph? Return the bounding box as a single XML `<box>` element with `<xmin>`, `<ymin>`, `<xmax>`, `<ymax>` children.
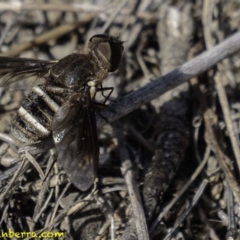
<box><xmin>96</xmin><ymin>86</ymin><xmax>114</xmax><ymax>105</ymax></box>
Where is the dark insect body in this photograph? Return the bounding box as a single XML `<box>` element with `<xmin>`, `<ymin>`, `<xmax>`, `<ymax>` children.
<box><xmin>0</xmin><ymin>34</ymin><xmax>124</xmax><ymax>191</ymax></box>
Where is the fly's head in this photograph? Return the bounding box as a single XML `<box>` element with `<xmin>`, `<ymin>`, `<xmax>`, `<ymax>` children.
<box><xmin>88</xmin><ymin>34</ymin><xmax>124</xmax><ymax>73</ymax></box>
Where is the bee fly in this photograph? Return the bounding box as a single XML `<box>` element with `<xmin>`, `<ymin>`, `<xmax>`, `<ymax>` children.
<box><xmin>0</xmin><ymin>34</ymin><xmax>124</xmax><ymax>191</ymax></box>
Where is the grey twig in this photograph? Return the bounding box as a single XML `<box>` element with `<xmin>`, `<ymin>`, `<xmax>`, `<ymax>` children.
<box><xmin>97</xmin><ymin>32</ymin><xmax>240</xmax><ymax>127</ymax></box>
<box><xmin>113</xmin><ymin>121</ymin><xmax>149</xmax><ymax>240</ymax></box>
<box><xmin>0</xmin><ymin>2</ymin><xmax>105</xmax><ymax>13</ymax></box>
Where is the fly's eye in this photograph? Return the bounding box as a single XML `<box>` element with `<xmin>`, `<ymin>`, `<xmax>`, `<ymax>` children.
<box><xmin>90</xmin><ymin>34</ymin><xmax>124</xmax><ymax>72</ymax></box>
<box><xmin>97</xmin><ymin>42</ymin><xmax>112</xmax><ymax>64</ymax></box>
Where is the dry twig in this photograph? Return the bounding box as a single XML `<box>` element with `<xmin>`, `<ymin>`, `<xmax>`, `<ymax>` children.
<box><xmin>97</xmin><ymin>32</ymin><xmax>240</xmax><ymax>128</ymax></box>
<box><xmin>113</xmin><ymin>121</ymin><xmax>149</xmax><ymax>240</ymax></box>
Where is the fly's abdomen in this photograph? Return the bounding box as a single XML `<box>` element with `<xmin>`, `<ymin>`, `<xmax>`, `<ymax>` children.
<box><xmin>11</xmin><ymin>85</ymin><xmax>63</xmax><ymax>144</ymax></box>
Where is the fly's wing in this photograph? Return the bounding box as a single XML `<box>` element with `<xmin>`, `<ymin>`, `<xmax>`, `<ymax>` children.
<box><xmin>0</xmin><ymin>56</ymin><xmax>56</xmax><ymax>88</ymax></box>
<box><xmin>52</xmin><ymin>101</ymin><xmax>99</xmax><ymax>191</ymax></box>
